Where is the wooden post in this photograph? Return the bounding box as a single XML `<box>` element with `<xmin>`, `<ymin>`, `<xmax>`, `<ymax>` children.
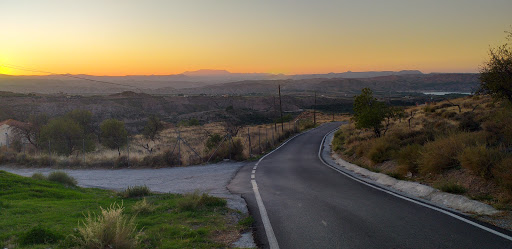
<box><xmin>314</xmin><ymin>91</ymin><xmax>317</xmax><ymax>126</ymax></box>
<box><xmin>248</xmin><ymin>127</ymin><xmax>252</xmax><ymax>156</ymax></box>
<box><xmin>279</xmin><ymin>85</ymin><xmax>284</xmax><ymax>132</ymax></box>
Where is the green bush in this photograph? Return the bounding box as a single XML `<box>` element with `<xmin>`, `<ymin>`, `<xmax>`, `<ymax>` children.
<box><xmin>395</xmin><ymin>144</ymin><xmax>423</xmax><ymax>174</ymax></box>
<box><xmin>19</xmin><ymin>225</ymin><xmax>63</xmax><ymax>245</ymax></box>
<box><xmin>120</xmin><ymin>185</ymin><xmax>151</xmax><ymax>198</ymax></box>
<box><xmin>367</xmin><ymin>136</ymin><xmax>399</xmax><ymax>164</ymax></box>
<box><xmin>458</xmin><ymin>145</ymin><xmax>502</xmax><ymax>179</ymax></box>
<box><xmin>47</xmin><ymin>171</ymin><xmax>77</xmax><ymax>187</ymax></box>
<box><xmin>31</xmin><ymin>173</ymin><xmax>47</xmax><ymax>181</ymax></box>
<box><xmin>238</xmin><ymin>216</ymin><xmax>255</xmax><ymax>228</ymax></box>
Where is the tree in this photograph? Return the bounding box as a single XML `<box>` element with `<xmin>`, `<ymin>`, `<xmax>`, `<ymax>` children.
<box><xmin>479</xmin><ymin>27</ymin><xmax>512</xmax><ymax>103</ymax></box>
<box><xmin>141</xmin><ymin>115</ymin><xmax>163</xmax><ymax>153</ymax></box>
<box><xmin>66</xmin><ymin>109</ymin><xmax>93</xmax><ymax>134</ymax></box>
<box><xmin>100</xmin><ymin>119</ymin><xmax>128</xmax><ymax>155</ymax></box>
<box><xmin>143</xmin><ymin>115</ymin><xmax>163</xmax><ymax>141</ymax></box>
<box><xmin>39</xmin><ymin>117</ymin><xmax>85</xmax><ymax>155</ymax></box>
<box><xmin>353</xmin><ymin>88</ymin><xmax>388</xmax><ymax>137</ymax></box>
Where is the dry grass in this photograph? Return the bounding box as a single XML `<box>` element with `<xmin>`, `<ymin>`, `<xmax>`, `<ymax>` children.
<box><xmin>74</xmin><ymin>203</ymin><xmax>142</xmax><ymax>249</ymax></box>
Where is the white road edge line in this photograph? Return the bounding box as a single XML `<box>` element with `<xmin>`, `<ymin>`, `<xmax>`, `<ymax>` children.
<box><xmin>318</xmin><ymin>127</ymin><xmax>512</xmax><ymax>242</ymax></box>
<box><xmin>252</xmin><ymin>180</ymin><xmax>280</xmax><ymax>249</ymax></box>
<box><xmin>250</xmin><ymin>125</ymin><xmax>322</xmax><ymax>249</ymax></box>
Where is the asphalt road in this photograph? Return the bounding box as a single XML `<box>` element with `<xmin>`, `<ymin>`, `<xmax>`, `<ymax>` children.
<box><xmin>228</xmin><ymin>122</ymin><xmax>512</xmax><ymax>249</ymax></box>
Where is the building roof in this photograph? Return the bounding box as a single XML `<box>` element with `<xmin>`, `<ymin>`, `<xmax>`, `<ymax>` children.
<box><xmin>0</xmin><ymin>119</ymin><xmax>30</xmax><ymax>129</ymax></box>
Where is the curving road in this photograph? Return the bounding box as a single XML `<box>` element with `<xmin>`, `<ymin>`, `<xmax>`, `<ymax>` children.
<box><xmin>228</xmin><ymin>122</ymin><xmax>512</xmax><ymax>249</ymax></box>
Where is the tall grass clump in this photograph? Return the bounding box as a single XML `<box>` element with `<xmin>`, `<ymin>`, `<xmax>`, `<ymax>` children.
<box><xmin>47</xmin><ymin>171</ymin><xmax>77</xmax><ymax>187</ymax></box>
<box><xmin>418</xmin><ymin>132</ymin><xmax>484</xmax><ymax>174</ymax></box>
<box><xmin>120</xmin><ymin>185</ymin><xmax>151</xmax><ymax>198</ymax></box>
<box><xmin>458</xmin><ymin>145</ymin><xmax>502</xmax><ymax>179</ymax></box>
<box><xmin>132</xmin><ymin>198</ymin><xmax>155</xmax><ymax>214</ymax></box>
<box><xmin>331</xmin><ymin>130</ymin><xmax>345</xmax><ymax>152</ymax></box>
<box><xmin>492</xmin><ymin>157</ymin><xmax>512</xmax><ymax>193</ymax></box>
<box><xmin>395</xmin><ymin>144</ymin><xmax>423</xmax><ymax>174</ymax></box>
<box><xmin>367</xmin><ymin>136</ymin><xmax>399</xmax><ymax>164</ymax></box>
<box><xmin>434</xmin><ymin>181</ymin><xmax>467</xmax><ymax>194</ymax></box>
<box><xmin>177</xmin><ymin>191</ymin><xmax>227</xmax><ymax>212</ymax></box>
<box><xmin>74</xmin><ymin>203</ymin><xmax>141</xmax><ymax>249</ymax></box>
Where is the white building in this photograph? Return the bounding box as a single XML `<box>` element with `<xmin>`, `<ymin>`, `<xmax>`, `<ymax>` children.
<box><xmin>0</xmin><ymin>119</ymin><xmax>30</xmax><ymax>147</ymax></box>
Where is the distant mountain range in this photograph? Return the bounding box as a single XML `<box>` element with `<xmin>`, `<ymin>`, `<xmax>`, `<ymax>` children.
<box><xmin>0</xmin><ymin>70</ymin><xmax>478</xmax><ymax>95</ymax></box>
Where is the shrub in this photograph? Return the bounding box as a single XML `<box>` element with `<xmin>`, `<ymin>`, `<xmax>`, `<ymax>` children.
<box><xmin>115</xmin><ymin>155</ymin><xmax>130</xmax><ymax>168</ymax></box>
<box><xmin>331</xmin><ymin>130</ymin><xmax>345</xmax><ymax>152</ymax></box>
<box><xmin>47</xmin><ymin>171</ymin><xmax>77</xmax><ymax>187</ymax></box>
<box><xmin>74</xmin><ymin>203</ymin><xmax>141</xmax><ymax>249</ymax></box>
<box><xmin>367</xmin><ymin>136</ymin><xmax>399</xmax><ymax>163</ymax></box>
<box><xmin>441</xmin><ymin>111</ymin><xmax>457</xmax><ymax>119</ymax></box>
<box><xmin>210</xmin><ymin>138</ymin><xmax>245</xmax><ymax>161</ymax></box>
<box><xmin>238</xmin><ymin>216</ymin><xmax>255</xmax><ymax>228</ymax></box>
<box><xmin>354</xmin><ymin>140</ymin><xmax>373</xmax><ymax>158</ymax></box>
<box><xmin>458</xmin><ymin>113</ymin><xmax>481</xmax><ymax>132</ymax></box>
<box><xmin>19</xmin><ymin>225</ymin><xmax>63</xmax><ymax>245</ymax></box>
<box><xmin>435</xmin><ymin>182</ymin><xmax>467</xmax><ymax>194</ymax></box>
<box><xmin>395</xmin><ymin>144</ymin><xmax>423</xmax><ymax>174</ymax></box>
<box><xmin>132</xmin><ymin>198</ymin><xmax>155</xmax><ymax>214</ymax></box>
<box><xmin>458</xmin><ymin>145</ymin><xmax>502</xmax><ymax>179</ymax></box>
<box><xmin>177</xmin><ymin>191</ymin><xmax>227</xmax><ymax>212</ymax></box>
<box><xmin>31</xmin><ymin>173</ymin><xmax>47</xmax><ymax>180</ymax></box>
<box><xmin>38</xmin><ymin>155</ymin><xmax>55</xmax><ymax>166</ymax></box>
<box><xmin>423</xmin><ymin>105</ymin><xmax>437</xmax><ymax>113</ymax></box>
<box><xmin>120</xmin><ymin>185</ymin><xmax>151</xmax><ymax>198</ymax></box>
<box><xmin>419</xmin><ymin>135</ymin><xmax>465</xmax><ymax>174</ymax></box>
<box><xmin>492</xmin><ymin>157</ymin><xmax>512</xmax><ymax>193</ymax></box>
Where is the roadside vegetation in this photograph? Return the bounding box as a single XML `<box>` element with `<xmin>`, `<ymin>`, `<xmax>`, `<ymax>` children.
<box><xmin>0</xmin><ymin>111</ymin><xmax>345</xmax><ymax>168</ymax></box>
<box><xmin>333</xmin><ymin>94</ymin><xmax>512</xmax><ymax>209</ymax></box>
<box><xmin>0</xmin><ymin>170</ymin><xmax>249</xmax><ymax>248</ymax></box>
<box><xmin>333</xmin><ymin>28</ymin><xmax>512</xmax><ymax>210</ymax></box>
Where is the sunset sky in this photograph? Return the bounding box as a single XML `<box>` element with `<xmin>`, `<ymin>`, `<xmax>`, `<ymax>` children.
<box><xmin>1</xmin><ymin>0</ymin><xmax>511</xmax><ymax>76</ymax></box>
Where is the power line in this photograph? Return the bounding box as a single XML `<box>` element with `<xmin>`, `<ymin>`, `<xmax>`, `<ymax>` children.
<box><xmin>0</xmin><ymin>63</ymin><xmax>144</xmax><ymax>92</ymax></box>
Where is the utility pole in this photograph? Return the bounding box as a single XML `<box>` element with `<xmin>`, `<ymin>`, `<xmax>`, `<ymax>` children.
<box><xmin>279</xmin><ymin>85</ymin><xmax>284</xmax><ymax>132</ymax></box>
<box><xmin>313</xmin><ymin>92</ymin><xmax>317</xmax><ymax>126</ymax></box>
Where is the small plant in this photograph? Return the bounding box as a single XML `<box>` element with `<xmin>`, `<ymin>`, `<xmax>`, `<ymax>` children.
<box><xmin>74</xmin><ymin>203</ymin><xmax>141</xmax><ymax>249</ymax></box>
<box><xmin>120</xmin><ymin>185</ymin><xmax>151</xmax><ymax>198</ymax></box>
<box><xmin>19</xmin><ymin>225</ymin><xmax>63</xmax><ymax>246</ymax></box>
<box><xmin>31</xmin><ymin>172</ymin><xmax>47</xmax><ymax>180</ymax></box>
<box><xmin>435</xmin><ymin>181</ymin><xmax>467</xmax><ymax>194</ymax></box>
<box><xmin>386</xmin><ymin>172</ymin><xmax>405</xmax><ymax>180</ymax></box>
<box><xmin>492</xmin><ymin>157</ymin><xmax>512</xmax><ymax>193</ymax></box>
<box><xmin>47</xmin><ymin>171</ymin><xmax>77</xmax><ymax>187</ymax></box>
<box><xmin>132</xmin><ymin>198</ymin><xmax>155</xmax><ymax>214</ymax></box>
<box><xmin>177</xmin><ymin>191</ymin><xmax>227</xmax><ymax>212</ymax></box>
<box><xmin>395</xmin><ymin>144</ymin><xmax>423</xmax><ymax>174</ymax></box>
<box><xmin>458</xmin><ymin>145</ymin><xmax>502</xmax><ymax>179</ymax></box>
<box><xmin>238</xmin><ymin>216</ymin><xmax>255</xmax><ymax>228</ymax></box>
<box><xmin>367</xmin><ymin>136</ymin><xmax>399</xmax><ymax>164</ymax></box>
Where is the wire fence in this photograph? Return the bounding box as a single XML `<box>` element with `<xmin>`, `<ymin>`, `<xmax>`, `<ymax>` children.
<box><xmin>0</xmin><ymin>119</ymin><xmax>314</xmax><ymax>168</ymax></box>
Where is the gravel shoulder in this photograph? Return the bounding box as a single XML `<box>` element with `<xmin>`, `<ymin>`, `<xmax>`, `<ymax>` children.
<box><xmin>0</xmin><ymin>162</ymin><xmax>249</xmax><ymax>213</ymax></box>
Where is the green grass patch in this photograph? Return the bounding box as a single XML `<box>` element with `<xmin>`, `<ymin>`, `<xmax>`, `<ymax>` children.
<box><xmin>0</xmin><ymin>170</ymin><xmax>238</xmax><ymax>248</ymax></box>
<box><xmin>434</xmin><ymin>181</ymin><xmax>467</xmax><ymax>194</ymax></box>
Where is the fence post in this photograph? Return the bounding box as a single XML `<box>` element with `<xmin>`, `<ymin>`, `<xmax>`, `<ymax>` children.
<box><xmin>265</xmin><ymin>127</ymin><xmax>268</xmax><ymax>147</ymax></box>
<box><xmin>258</xmin><ymin>127</ymin><xmax>261</xmax><ymax>154</ymax></box>
<box><xmin>82</xmin><ymin>139</ymin><xmax>85</xmax><ymax>165</ymax></box>
<box><xmin>126</xmin><ymin>136</ymin><xmax>130</xmax><ymax>167</ymax></box>
<box><xmin>5</xmin><ymin>133</ymin><xmax>9</xmax><ymax>148</ymax></box>
<box><xmin>48</xmin><ymin>140</ymin><xmax>51</xmax><ymax>164</ymax></box>
<box><xmin>178</xmin><ymin>130</ymin><xmax>181</xmax><ymax>165</ymax></box>
<box><xmin>272</xmin><ymin>127</ymin><xmax>275</xmax><ymax>146</ymax></box>
<box><xmin>247</xmin><ymin>127</ymin><xmax>252</xmax><ymax>156</ymax></box>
